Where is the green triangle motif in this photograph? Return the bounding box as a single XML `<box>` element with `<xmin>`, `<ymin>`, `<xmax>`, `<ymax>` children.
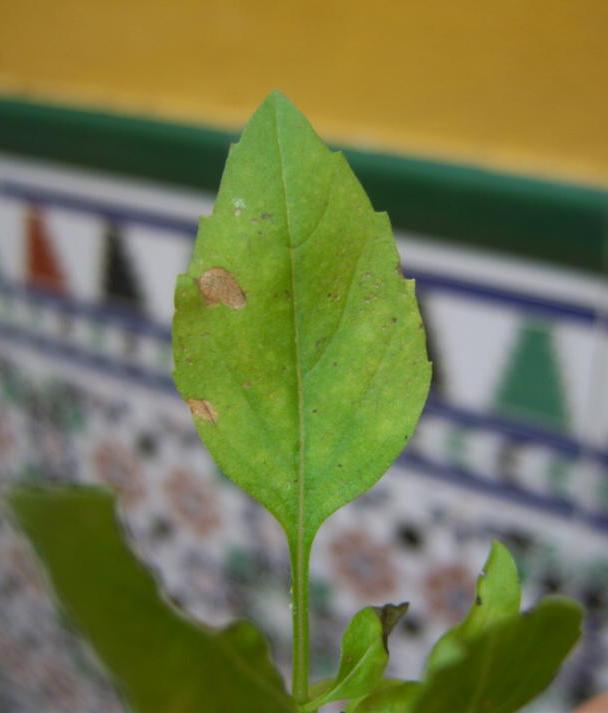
<box><xmin>493</xmin><ymin>319</ymin><xmax>569</xmax><ymax>431</ymax></box>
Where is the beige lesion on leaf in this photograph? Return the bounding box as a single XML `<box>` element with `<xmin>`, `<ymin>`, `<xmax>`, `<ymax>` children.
<box><xmin>196</xmin><ymin>268</ymin><xmax>247</xmax><ymax>310</ymax></box>
<box><xmin>187</xmin><ymin>399</ymin><xmax>219</xmax><ymax>424</ymax></box>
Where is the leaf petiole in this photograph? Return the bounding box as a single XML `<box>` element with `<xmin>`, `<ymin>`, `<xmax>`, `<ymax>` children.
<box><xmin>290</xmin><ymin>536</ymin><xmax>313</xmax><ymax>706</ymax></box>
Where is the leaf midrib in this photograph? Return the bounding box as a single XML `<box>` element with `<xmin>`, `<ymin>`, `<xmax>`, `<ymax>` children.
<box><xmin>214</xmin><ymin>629</ymin><xmax>294</xmax><ymax>711</ymax></box>
<box><xmin>463</xmin><ymin>626</ymin><xmax>500</xmax><ymax>713</ymax></box>
<box><xmin>324</xmin><ymin>641</ymin><xmax>383</xmax><ymax>705</ymax></box>
<box><xmin>272</xmin><ymin>103</ymin><xmax>308</xmax><ymax>678</ymax></box>
<box><xmin>272</xmin><ymin>104</ymin><xmax>305</xmax><ymax>534</ymax></box>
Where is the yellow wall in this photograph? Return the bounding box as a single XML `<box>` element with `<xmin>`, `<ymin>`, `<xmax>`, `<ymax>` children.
<box><xmin>1</xmin><ymin>1</ymin><xmax>607</xmax><ymax>187</ymax></box>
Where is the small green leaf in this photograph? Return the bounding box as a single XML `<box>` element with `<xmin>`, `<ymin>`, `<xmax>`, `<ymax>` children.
<box><xmin>415</xmin><ymin>598</ymin><xmax>582</xmax><ymax>713</ymax></box>
<box><xmin>350</xmin><ymin>598</ymin><xmax>581</xmax><ymax>713</ymax></box>
<box><xmin>9</xmin><ymin>486</ymin><xmax>295</xmax><ymax>713</ymax></box>
<box><xmin>172</xmin><ymin>90</ymin><xmax>431</xmax><ymax>551</ymax></box>
<box><xmin>425</xmin><ymin>540</ymin><xmax>521</xmax><ymax>673</ymax></box>
<box><xmin>350</xmin><ymin>681</ymin><xmax>421</xmax><ymax>713</ymax></box>
<box><xmin>353</xmin><ymin>545</ymin><xmax>581</xmax><ymax>713</ymax></box>
<box><xmin>302</xmin><ymin>603</ymin><xmax>408</xmax><ymax>711</ymax></box>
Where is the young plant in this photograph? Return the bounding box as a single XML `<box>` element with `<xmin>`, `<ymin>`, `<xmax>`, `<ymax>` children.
<box><xmin>10</xmin><ymin>92</ymin><xmax>582</xmax><ymax>713</ymax></box>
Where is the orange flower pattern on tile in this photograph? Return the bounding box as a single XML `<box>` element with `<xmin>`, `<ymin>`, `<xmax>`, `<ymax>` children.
<box><xmin>424</xmin><ymin>563</ymin><xmax>475</xmax><ymax>624</ymax></box>
<box><xmin>330</xmin><ymin>530</ymin><xmax>397</xmax><ymax>599</ymax></box>
<box><xmin>165</xmin><ymin>468</ymin><xmax>221</xmax><ymax>536</ymax></box>
<box><xmin>93</xmin><ymin>441</ymin><xmax>143</xmax><ymax>506</ymax></box>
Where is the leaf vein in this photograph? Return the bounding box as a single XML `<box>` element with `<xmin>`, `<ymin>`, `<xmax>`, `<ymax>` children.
<box><xmin>292</xmin><ymin>163</ymin><xmax>336</xmax><ymax>250</ymax></box>
<box><xmin>303</xmin><ymin>233</ymin><xmax>373</xmax><ymax>377</ymax></box>
<box><xmin>214</xmin><ymin>632</ymin><xmax>294</xmax><ymax>711</ymax></box>
<box><xmin>317</xmin><ymin>323</ymin><xmax>401</xmax><ymax>478</ymax></box>
<box><xmin>205</xmin><ymin>330</ymin><xmax>292</xmax><ymax>472</ymax></box>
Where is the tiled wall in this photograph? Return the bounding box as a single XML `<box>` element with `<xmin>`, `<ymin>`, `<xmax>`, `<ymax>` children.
<box><xmin>1</xmin><ymin>155</ymin><xmax>607</xmax><ymax>712</ymax></box>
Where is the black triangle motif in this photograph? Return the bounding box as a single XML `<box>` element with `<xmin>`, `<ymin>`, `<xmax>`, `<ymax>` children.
<box><xmin>102</xmin><ymin>223</ymin><xmax>144</xmax><ymax>312</ymax></box>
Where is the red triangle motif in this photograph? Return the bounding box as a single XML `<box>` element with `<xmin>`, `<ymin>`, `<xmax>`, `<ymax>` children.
<box><xmin>26</xmin><ymin>206</ymin><xmax>66</xmax><ymax>294</ymax></box>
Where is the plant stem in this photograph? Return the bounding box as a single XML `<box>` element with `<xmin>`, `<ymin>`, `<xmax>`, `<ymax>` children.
<box><xmin>289</xmin><ymin>537</ymin><xmax>312</xmax><ymax>707</ymax></box>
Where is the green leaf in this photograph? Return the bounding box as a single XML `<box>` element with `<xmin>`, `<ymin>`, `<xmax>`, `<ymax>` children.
<box><xmin>425</xmin><ymin>540</ymin><xmax>521</xmax><ymax>674</ymax></box>
<box><xmin>366</xmin><ymin>598</ymin><xmax>582</xmax><ymax>713</ymax></box>
<box><xmin>9</xmin><ymin>486</ymin><xmax>295</xmax><ymax>713</ymax></box>
<box><xmin>173</xmin><ymin>90</ymin><xmax>431</xmax><ymax>702</ymax></box>
<box><xmin>302</xmin><ymin>603</ymin><xmax>408</xmax><ymax>711</ymax></box>
<box><xmin>415</xmin><ymin>597</ymin><xmax>582</xmax><ymax>713</ymax></box>
<box><xmin>350</xmin><ymin>681</ymin><xmax>421</xmax><ymax>713</ymax></box>
<box><xmin>352</xmin><ymin>545</ymin><xmax>581</xmax><ymax>713</ymax></box>
<box><xmin>172</xmin><ymin>90</ymin><xmax>431</xmax><ymax>549</ymax></box>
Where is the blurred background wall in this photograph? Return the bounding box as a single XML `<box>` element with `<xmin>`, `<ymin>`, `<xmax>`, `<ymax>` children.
<box><xmin>0</xmin><ymin>2</ymin><xmax>607</xmax><ymax>712</ymax></box>
<box><xmin>2</xmin><ymin>0</ymin><xmax>608</xmax><ymax>185</ymax></box>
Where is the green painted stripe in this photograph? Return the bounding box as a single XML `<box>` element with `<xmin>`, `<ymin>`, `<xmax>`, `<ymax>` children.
<box><xmin>1</xmin><ymin>96</ymin><xmax>606</xmax><ymax>274</ymax></box>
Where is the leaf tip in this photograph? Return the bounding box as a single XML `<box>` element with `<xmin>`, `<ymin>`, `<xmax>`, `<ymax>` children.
<box><xmin>263</xmin><ymin>88</ymin><xmax>294</xmax><ymax>108</ymax></box>
<box><xmin>256</xmin><ymin>89</ymin><xmax>311</xmax><ymax>131</ymax></box>
<box><xmin>484</xmin><ymin>539</ymin><xmax>519</xmax><ymax>578</ymax></box>
<box><xmin>376</xmin><ymin>601</ymin><xmax>409</xmax><ymax>646</ymax></box>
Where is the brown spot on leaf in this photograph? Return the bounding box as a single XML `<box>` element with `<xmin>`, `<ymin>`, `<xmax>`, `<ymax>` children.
<box><xmin>197</xmin><ymin>268</ymin><xmax>246</xmax><ymax>309</ymax></box>
<box><xmin>187</xmin><ymin>399</ymin><xmax>218</xmax><ymax>424</ymax></box>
